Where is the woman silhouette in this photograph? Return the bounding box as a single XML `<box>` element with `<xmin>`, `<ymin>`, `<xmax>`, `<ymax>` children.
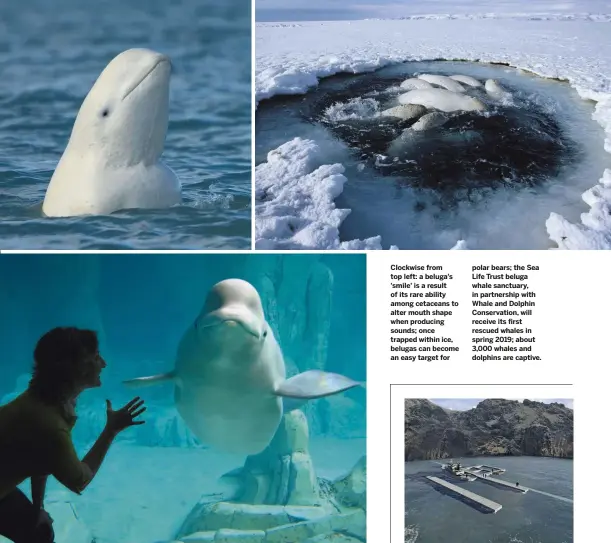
<box><xmin>0</xmin><ymin>327</ymin><xmax>146</xmax><ymax>543</ymax></box>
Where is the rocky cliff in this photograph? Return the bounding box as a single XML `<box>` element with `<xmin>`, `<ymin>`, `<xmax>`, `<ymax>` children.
<box><xmin>404</xmin><ymin>398</ymin><xmax>573</xmax><ymax>461</ymax></box>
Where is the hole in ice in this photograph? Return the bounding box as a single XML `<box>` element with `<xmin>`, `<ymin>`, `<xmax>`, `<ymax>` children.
<box><xmin>256</xmin><ymin>61</ymin><xmax>610</xmax><ymax>249</ymax></box>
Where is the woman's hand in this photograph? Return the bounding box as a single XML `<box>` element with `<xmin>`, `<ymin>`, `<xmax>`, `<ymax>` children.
<box><xmin>33</xmin><ymin>508</ymin><xmax>54</xmax><ymax>542</ymax></box>
<box><xmin>34</xmin><ymin>509</ymin><xmax>53</xmax><ymax>527</ymax></box>
<box><xmin>105</xmin><ymin>397</ymin><xmax>146</xmax><ymax>434</ymax></box>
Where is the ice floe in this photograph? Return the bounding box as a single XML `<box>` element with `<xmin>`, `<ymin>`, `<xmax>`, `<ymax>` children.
<box><xmin>255</xmin><ymin>137</ymin><xmax>383</xmax><ymax>250</ymax></box>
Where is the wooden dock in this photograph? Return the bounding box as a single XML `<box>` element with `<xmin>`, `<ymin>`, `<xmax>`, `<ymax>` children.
<box><xmin>473</xmin><ymin>474</ymin><xmax>529</xmax><ymax>493</ymax></box>
<box><xmin>426</xmin><ymin>476</ymin><xmax>503</xmax><ymax>513</ymax></box>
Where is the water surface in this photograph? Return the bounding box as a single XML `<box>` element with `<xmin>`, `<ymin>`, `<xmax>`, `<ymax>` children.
<box><xmin>405</xmin><ymin>456</ymin><xmax>573</xmax><ymax>543</ymax></box>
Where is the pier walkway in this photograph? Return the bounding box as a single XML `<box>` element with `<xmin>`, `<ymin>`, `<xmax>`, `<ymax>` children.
<box><xmin>472</xmin><ymin>474</ymin><xmax>529</xmax><ymax>493</ymax></box>
<box><xmin>426</xmin><ymin>476</ymin><xmax>503</xmax><ymax>513</ymax></box>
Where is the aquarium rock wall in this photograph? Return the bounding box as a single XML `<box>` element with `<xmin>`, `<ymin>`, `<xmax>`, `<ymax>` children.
<box><xmin>0</xmin><ymin>254</ymin><xmax>366</xmax><ymax>447</ymax></box>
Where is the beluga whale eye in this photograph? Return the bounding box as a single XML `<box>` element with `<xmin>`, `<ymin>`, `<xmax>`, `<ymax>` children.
<box><xmin>101</xmin><ymin>108</ymin><xmax>110</xmax><ymax>118</ymax></box>
<box><xmin>263</xmin><ymin>330</ymin><xmax>268</xmax><ymax>339</ymax></box>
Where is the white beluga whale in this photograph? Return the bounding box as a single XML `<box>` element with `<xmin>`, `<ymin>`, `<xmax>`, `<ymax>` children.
<box><xmin>449</xmin><ymin>74</ymin><xmax>483</xmax><ymax>88</ymax></box>
<box><xmin>410</xmin><ymin>111</ymin><xmax>449</xmax><ymax>131</ymax></box>
<box><xmin>42</xmin><ymin>48</ymin><xmax>182</xmax><ymax>217</ymax></box>
<box><xmin>123</xmin><ymin>278</ymin><xmax>363</xmax><ymax>455</ymax></box>
<box><xmin>398</xmin><ymin>88</ymin><xmax>486</xmax><ymax>113</ymax></box>
<box><xmin>386</xmin><ymin>112</ymin><xmax>452</xmax><ymax>157</ymax></box>
<box><xmin>485</xmin><ymin>79</ymin><xmax>513</xmax><ymax>101</ymax></box>
<box><xmin>380</xmin><ymin>104</ymin><xmax>427</xmax><ymax>120</ymax></box>
<box><xmin>417</xmin><ymin>74</ymin><xmax>466</xmax><ymax>93</ymax></box>
<box><xmin>400</xmin><ymin>78</ymin><xmax>434</xmax><ymax>90</ymax></box>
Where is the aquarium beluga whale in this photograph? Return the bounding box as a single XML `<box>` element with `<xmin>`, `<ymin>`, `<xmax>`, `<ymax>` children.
<box><xmin>124</xmin><ymin>278</ymin><xmax>363</xmax><ymax>455</ymax></box>
<box><xmin>0</xmin><ymin>253</ymin><xmax>367</xmax><ymax>543</ymax></box>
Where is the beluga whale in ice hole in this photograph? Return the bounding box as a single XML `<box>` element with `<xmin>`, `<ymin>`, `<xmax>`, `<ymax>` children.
<box><xmin>124</xmin><ymin>278</ymin><xmax>364</xmax><ymax>455</ymax></box>
<box><xmin>449</xmin><ymin>74</ymin><xmax>482</xmax><ymax>88</ymax></box>
<box><xmin>400</xmin><ymin>78</ymin><xmax>434</xmax><ymax>90</ymax></box>
<box><xmin>42</xmin><ymin>48</ymin><xmax>182</xmax><ymax>217</ymax></box>
<box><xmin>417</xmin><ymin>74</ymin><xmax>466</xmax><ymax>93</ymax></box>
<box><xmin>398</xmin><ymin>88</ymin><xmax>486</xmax><ymax>113</ymax></box>
<box><xmin>485</xmin><ymin>79</ymin><xmax>513</xmax><ymax>102</ymax></box>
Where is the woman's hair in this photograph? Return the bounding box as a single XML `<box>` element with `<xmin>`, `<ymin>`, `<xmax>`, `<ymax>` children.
<box><xmin>28</xmin><ymin>327</ymin><xmax>99</xmax><ymax>405</ymax></box>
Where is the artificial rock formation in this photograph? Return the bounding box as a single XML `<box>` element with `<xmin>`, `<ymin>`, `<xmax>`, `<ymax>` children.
<box><xmin>221</xmin><ymin>409</ymin><xmax>322</xmax><ymax>507</ymax></box>
<box><xmin>331</xmin><ymin>455</ymin><xmax>366</xmax><ymax>511</ymax></box>
<box><xmin>404</xmin><ymin>398</ymin><xmax>573</xmax><ymax>461</ymax></box>
<box><xmin>173</xmin><ymin>410</ymin><xmax>366</xmax><ymax>543</ymax></box>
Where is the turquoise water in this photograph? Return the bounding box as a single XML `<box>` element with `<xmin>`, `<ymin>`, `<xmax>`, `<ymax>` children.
<box><xmin>0</xmin><ymin>253</ymin><xmax>366</xmax><ymax>542</ymax></box>
<box><xmin>405</xmin><ymin>456</ymin><xmax>573</xmax><ymax>543</ymax></box>
<box><xmin>0</xmin><ymin>0</ymin><xmax>251</xmax><ymax>249</ymax></box>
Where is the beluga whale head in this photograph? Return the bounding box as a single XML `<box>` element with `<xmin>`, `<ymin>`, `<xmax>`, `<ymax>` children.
<box><xmin>68</xmin><ymin>48</ymin><xmax>171</xmax><ymax>168</ymax></box>
<box><xmin>194</xmin><ymin>279</ymin><xmax>269</xmax><ymax>360</ymax></box>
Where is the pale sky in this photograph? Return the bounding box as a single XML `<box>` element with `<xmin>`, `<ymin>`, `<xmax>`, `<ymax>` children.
<box><xmin>430</xmin><ymin>398</ymin><xmax>574</xmax><ymax>411</ymax></box>
<box><xmin>256</xmin><ymin>1</ymin><xmax>611</xmax><ymax>21</ymax></box>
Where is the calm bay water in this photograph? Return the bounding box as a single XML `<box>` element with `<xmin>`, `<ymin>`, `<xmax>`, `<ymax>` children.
<box><xmin>405</xmin><ymin>456</ymin><xmax>573</xmax><ymax>543</ymax></box>
<box><xmin>0</xmin><ymin>0</ymin><xmax>251</xmax><ymax>249</ymax></box>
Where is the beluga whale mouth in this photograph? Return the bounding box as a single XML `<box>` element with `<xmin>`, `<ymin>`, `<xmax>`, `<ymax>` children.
<box><xmin>255</xmin><ymin>59</ymin><xmax>610</xmax><ymax>249</ymax></box>
<box><xmin>122</xmin><ymin>55</ymin><xmax>171</xmax><ymax>102</ymax></box>
<box><xmin>199</xmin><ymin>315</ymin><xmax>262</xmax><ymax>339</ymax></box>
<box><xmin>222</xmin><ymin>319</ymin><xmax>258</xmax><ymax>334</ymax></box>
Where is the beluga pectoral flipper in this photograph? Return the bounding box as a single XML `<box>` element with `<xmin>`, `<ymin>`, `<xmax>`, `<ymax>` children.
<box><xmin>123</xmin><ymin>278</ymin><xmax>364</xmax><ymax>455</ymax></box>
<box><xmin>123</xmin><ymin>371</ymin><xmax>176</xmax><ymax>388</ymax></box>
<box><xmin>275</xmin><ymin>369</ymin><xmax>362</xmax><ymax>399</ymax></box>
